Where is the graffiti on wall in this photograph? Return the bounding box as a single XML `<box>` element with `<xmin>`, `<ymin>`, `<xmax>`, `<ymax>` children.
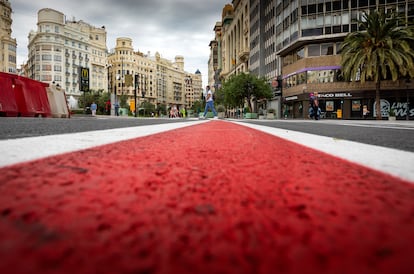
<box><xmin>373</xmin><ymin>99</ymin><xmax>413</xmax><ymax>117</ymax></box>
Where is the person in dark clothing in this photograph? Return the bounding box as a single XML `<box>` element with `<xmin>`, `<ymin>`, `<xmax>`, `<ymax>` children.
<box><xmin>309</xmin><ymin>92</ymin><xmax>321</xmax><ymax>120</ymax></box>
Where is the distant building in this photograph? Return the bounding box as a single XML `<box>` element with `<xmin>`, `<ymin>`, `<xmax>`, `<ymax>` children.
<box><xmin>108</xmin><ymin>37</ymin><xmax>202</xmax><ymax>113</ymax></box>
<box><xmin>208</xmin><ymin>22</ymin><xmax>222</xmax><ymax>92</ymax></box>
<box><xmin>0</xmin><ymin>0</ymin><xmax>17</xmax><ymax>73</ymax></box>
<box><xmin>27</xmin><ymin>8</ymin><xmax>107</xmax><ymax>100</ymax></box>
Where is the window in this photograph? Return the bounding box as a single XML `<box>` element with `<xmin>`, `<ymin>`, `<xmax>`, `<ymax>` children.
<box><xmin>42</xmin><ymin>54</ymin><xmax>52</xmax><ymax>61</ymax></box>
<box><xmin>42</xmin><ymin>64</ymin><xmax>52</xmax><ymax>71</ymax></box>
<box><xmin>321</xmin><ymin>43</ymin><xmax>334</xmax><ymax>55</ymax></box>
<box><xmin>308</xmin><ymin>44</ymin><xmax>320</xmax><ymax>57</ymax></box>
<box><xmin>41</xmin><ymin>75</ymin><xmax>52</xmax><ymax>81</ymax></box>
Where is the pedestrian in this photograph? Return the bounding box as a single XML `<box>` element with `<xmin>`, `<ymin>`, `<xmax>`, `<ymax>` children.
<box><xmin>90</xmin><ymin>102</ymin><xmax>97</xmax><ymax>116</ymax></box>
<box><xmin>105</xmin><ymin>100</ymin><xmax>111</xmax><ymax>115</ymax></box>
<box><xmin>309</xmin><ymin>92</ymin><xmax>320</xmax><ymax>120</ymax></box>
<box><xmin>114</xmin><ymin>102</ymin><xmax>120</xmax><ymax>116</ymax></box>
<box><xmin>201</xmin><ymin>85</ymin><xmax>218</xmax><ymax>119</ymax></box>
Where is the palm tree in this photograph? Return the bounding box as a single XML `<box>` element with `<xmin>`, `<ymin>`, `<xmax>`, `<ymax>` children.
<box><xmin>341</xmin><ymin>9</ymin><xmax>414</xmax><ymax>119</ymax></box>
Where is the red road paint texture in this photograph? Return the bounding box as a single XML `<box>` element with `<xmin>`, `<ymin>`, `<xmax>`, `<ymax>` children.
<box><xmin>0</xmin><ymin>121</ymin><xmax>413</xmax><ymax>274</ymax></box>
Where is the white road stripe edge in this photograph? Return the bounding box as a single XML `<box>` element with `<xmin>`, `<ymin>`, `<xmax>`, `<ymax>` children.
<box><xmin>232</xmin><ymin>121</ymin><xmax>414</xmax><ymax>183</ymax></box>
<box><xmin>0</xmin><ymin>120</ymin><xmax>413</xmax><ymax>183</ymax></box>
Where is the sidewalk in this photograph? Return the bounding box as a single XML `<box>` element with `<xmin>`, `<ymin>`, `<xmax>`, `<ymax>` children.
<box><xmin>0</xmin><ymin>120</ymin><xmax>413</xmax><ymax>274</ymax></box>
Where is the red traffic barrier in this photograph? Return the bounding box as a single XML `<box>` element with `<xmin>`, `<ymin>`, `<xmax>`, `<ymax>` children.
<box><xmin>0</xmin><ymin>72</ymin><xmax>18</xmax><ymax>117</ymax></box>
<box><xmin>14</xmin><ymin>76</ymin><xmax>51</xmax><ymax>117</ymax></box>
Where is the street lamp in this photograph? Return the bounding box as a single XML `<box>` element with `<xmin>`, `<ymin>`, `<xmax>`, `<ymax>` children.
<box><xmin>106</xmin><ymin>64</ymin><xmax>113</xmax><ymax>115</ymax></box>
<box><xmin>142</xmin><ymin>74</ymin><xmax>147</xmax><ymax>116</ymax></box>
<box><xmin>134</xmin><ymin>73</ymin><xmax>139</xmax><ymax>117</ymax></box>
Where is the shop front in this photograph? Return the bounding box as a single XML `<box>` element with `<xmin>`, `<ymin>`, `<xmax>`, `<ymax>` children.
<box><xmin>283</xmin><ymin>90</ymin><xmax>414</xmax><ymax>120</ymax></box>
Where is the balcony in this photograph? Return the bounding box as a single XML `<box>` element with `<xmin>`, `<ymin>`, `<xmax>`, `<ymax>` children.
<box><xmin>238</xmin><ymin>49</ymin><xmax>250</xmax><ymax>63</ymax></box>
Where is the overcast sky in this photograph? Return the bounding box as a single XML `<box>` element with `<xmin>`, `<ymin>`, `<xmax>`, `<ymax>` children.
<box><xmin>11</xmin><ymin>0</ymin><xmax>227</xmax><ymax>86</ymax></box>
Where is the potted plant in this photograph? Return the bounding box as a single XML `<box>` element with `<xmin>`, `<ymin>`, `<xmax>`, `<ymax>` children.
<box><xmin>266</xmin><ymin>108</ymin><xmax>275</xmax><ymax>119</ymax></box>
<box><xmin>217</xmin><ymin>105</ymin><xmax>226</xmax><ymax>119</ymax></box>
<box><xmin>244</xmin><ymin>107</ymin><xmax>258</xmax><ymax>119</ymax></box>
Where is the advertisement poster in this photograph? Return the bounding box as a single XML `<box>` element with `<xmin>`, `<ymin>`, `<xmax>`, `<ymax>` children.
<box><xmin>326</xmin><ymin>101</ymin><xmax>334</xmax><ymax>111</ymax></box>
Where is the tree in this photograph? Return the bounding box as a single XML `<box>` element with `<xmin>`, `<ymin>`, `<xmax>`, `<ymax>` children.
<box><xmin>221</xmin><ymin>73</ymin><xmax>272</xmax><ymax>112</ymax></box>
<box><xmin>340</xmin><ymin>9</ymin><xmax>414</xmax><ymax>119</ymax></box>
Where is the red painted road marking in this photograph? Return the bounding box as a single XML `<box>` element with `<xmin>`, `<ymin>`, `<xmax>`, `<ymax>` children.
<box><xmin>1</xmin><ymin>121</ymin><xmax>413</xmax><ymax>274</ymax></box>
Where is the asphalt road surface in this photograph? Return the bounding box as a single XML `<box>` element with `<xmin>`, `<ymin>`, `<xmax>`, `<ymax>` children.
<box><xmin>1</xmin><ymin>116</ymin><xmax>413</xmax><ymax>152</ymax></box>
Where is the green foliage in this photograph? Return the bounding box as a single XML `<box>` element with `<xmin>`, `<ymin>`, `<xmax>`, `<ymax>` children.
<box><xmin>220</xmin><ymin>73</ymin><xmax>272</xmax><ymax>111</ymax></box>
<box><xmin>119</xmin><ymin>94</ymin><xmax>129</xmax><ymax>108</ymax></box>
<box><xmin>191</xmin><ymin>100</ymin><xmax>204</xmax><ymax>113</ymax></box>
<box><xmin>340</xmin><ymin>9</ymin><xmax>414</xmax><ymax>119</ymax></box>
<box><xmin>156</xmin><ymin>103</ymin><xmax>167</xmax><ymax>115</ymax></box>
<box><xmin>341</xmin><ymin>9</ymin><xmax>414</xmax><ymax>83</ymax></box>
<box><xmin>137</xmin><ymin>101</ymin><xmax>156</xmax><ymax>116</ymax></box>
<box><xmin>78</xmin><ymin>89</ymin><xmax>109</xmax><ymax>114</ymax></box>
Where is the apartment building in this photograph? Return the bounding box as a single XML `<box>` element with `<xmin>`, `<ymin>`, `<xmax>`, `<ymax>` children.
<box><xmin>210</xmin><ymin>0</ymin><xmax>413</xmax><ymax>119</ymax></box>
<box><xmin>220</xmin><ymin>0</ymin><xmax>250</xmax><ymax>80</ymax></box>
<box><xmin>0</xmin><ymin>0</ymin><xmax>16</xmax><ymax>73</ymax></box>
<box><xmin>250</xmin><ymin>0</ymin><xmax>282</xmax><ymax>115</ymax></box>
<box><xmin>27</xmin><ymin>8</ymin><xmax>107</xmax><ymax>103</ymax></box>
<box><xmin>209</xmin><ymin>22</ymin><xmax>222</xmax><ymax>91</ymax></box>
<box><xmin>277</xmin><ymin>0</ymin><xmax>414</xmax><ymax>119</ymax></box>
<box><xmin>108</xmin><ymin>37</ymin><xmax>202</xmax><ymax>113</ymax></box>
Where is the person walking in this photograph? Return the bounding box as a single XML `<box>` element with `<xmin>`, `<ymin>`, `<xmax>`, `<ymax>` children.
<box><xmin>90</xmin><ymin>102</ymin><xmax>97</xmax><ymax>116</ymax></box>
<box><xmin>309</xmin><ymin>92</ymin><xmax>321</xmax><ymax>120</ymax></box>
<box><xmin>201</xmin><ymin>85</ymin><xmax>218</xmax><ymax>119</ymax></box>
<box><xmin>114</xmin><ymin>102</ymin><xmax>120</xmax><ymax>116</ymax></box>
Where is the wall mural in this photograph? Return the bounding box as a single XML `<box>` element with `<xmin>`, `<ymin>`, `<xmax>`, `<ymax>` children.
<box><xmin>373</xmin><ymin>99</ymin><xmax>413</xmax><ymax>118</ymax></box>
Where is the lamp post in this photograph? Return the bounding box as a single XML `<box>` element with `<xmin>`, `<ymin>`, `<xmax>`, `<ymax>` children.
<box><xmin>106</xmin><ymin>64</ymin><xmax>113</xmax><ymax>116</ymax></box>
<box><xmin>142</xmin><ymin>74</ymin><xmax>146</xmax><ymax>116</ymax></box>
<box><xmin>134</xmin><ymin>73</ymin><xmax>139</xmax><ymax>117</ymax></box>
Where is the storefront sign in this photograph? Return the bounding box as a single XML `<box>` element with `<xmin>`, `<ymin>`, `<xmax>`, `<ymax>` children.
<box><xmin>318</xmin><ymin>92</ymin><xmax>352</xmax><ymax>98</ymax></box>
<box><xmin>285</xmin><ymin>96</ymin><xmax>298</xmax><ymax>101</ymax></box>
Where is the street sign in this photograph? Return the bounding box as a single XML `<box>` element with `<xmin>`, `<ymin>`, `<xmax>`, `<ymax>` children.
<box><xmin>79</xmin><ymin>67</ymin><xmax>89</xmax><ymax>92</ymax></box>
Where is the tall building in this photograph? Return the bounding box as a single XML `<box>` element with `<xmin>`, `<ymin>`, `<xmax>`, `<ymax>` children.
<box><xmin>209</xmin><ymin>0</ymin><xmax>413</xmax><ymax>119</ymax></box>
<box><xmin>250</xmin><ymin>0</ymin><xmax>282</xmax><ymax>116</ymax></box>
<box><xmin>208</xmin><ymin>22</ymin><xmax>222</xmax><ymax>91</ymax></box>
<box><xmin>277</xmin><ymin>0</ymin><xmax>414</xmax><ymax>119</ymax></box>
<box><xmin>27</xmin><ymin>8</ymin><xmax>107</xmax><ymax>103</ymax></box>
<box><xmin>0</xmin><ymin>0</ymin><xmax>16</xmax><ymax>73</ymax></box>
<box><xmin>220</xmin><ymin>0</ymin><xmax>250</xmax><ymax>80</ymax></box>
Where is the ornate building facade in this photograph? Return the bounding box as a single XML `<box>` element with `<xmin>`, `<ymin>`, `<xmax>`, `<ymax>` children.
<box><xmin>27</xmin><ymin>8</ymin><xmax>107</xmax><ymax>102</ymax></box>
<box><xmin>0</xmin><ymin>0</ymin><xmax>16</xmax><ymax>73</ymax></box>
<box><xmin>108</xmin><ymin>37</ymin><xmax>202</xmax><ymax>114</ymax></box>
<box><xmin>220</xmin><ymin>0</ymin><xmax>250</xmax><ymax>80</ymax></box>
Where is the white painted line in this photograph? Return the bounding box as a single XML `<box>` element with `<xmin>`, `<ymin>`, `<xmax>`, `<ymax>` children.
<box><xmin>0</xmin><ymin>121</ymin><xmax>207</xmax><ymax>168</ymax></box>
<box><xmin>233</xmin><ymin>121</ymin><xmax>414</xmax><ymax>183</ymax></box>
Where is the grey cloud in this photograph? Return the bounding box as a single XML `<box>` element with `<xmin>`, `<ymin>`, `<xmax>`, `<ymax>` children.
<box><xmin>11</xmin><ymin>0</ymin><xmax>227</xmax><ymax>82</ymax></box>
